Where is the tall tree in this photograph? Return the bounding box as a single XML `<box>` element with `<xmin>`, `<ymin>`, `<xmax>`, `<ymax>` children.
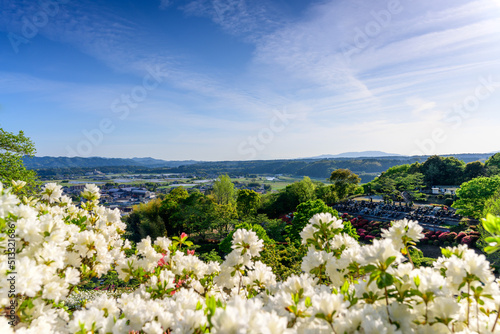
<box><xmin>158</xmin><ymin>189</ymin><xmax>218</xmax><ymax>237</ymax></box>
<box><xmin>483</xmin><ymin>189</ymin><xmax>500</xmax><ymax>217</ymax></box>
<box><xmin>486</xmin><ymin>153</ymin><xmax>500</xmax><ymax>176</ymax></box>
<box><xmin>287</xmin><ymin>176</ymin><xmax>316</xmax><ymax>204</ymax></box>
<box><xmin>329</xmin><ymin>168</ymin><xmax>361</xmax><ymax>200</ymax></box>
<box><xmin>259</xmin><ymin>177</ymin><xmax>318</xmax><ymax>217</ymax></box>
<box><xmin>420</xmin><ymin>155</ymin><xmax>465</xmax><ymax>186</ymax></box>
<box><xmin>315</xmin><ymin>184</ymin><xmax>339</xmax><ymax>205</ymax></box>
<box><xmin>452</xmin><ymin>176</ymin><xmax>500</xmax><ymax>218</ymax></box>
<box><xmin>0</xmin><ymin>128</ymin><xmax>38</xmax><ymax>193</ymax></box>
<box><xmin>236</xmin><ymin>189</ymin><xmax>261</xmax><ymax>217</ymax></box>
<box><xmin>213</xmin><ymin>202</ymin><xmax>239</xmax><ymax>235</ymax></box>
<box><xmin>212</xmin><ymin>174</ymin><xmax>236</xmax><ymax>205</ymax></box>
<box><xmin>125</xmin><ymin>198</ymin><xmax>165</xmax><ymax>243</ymax></box>
<box><xmin>463</xmin><ymin>161</ymin><xmax>487</xmax><ymax>182</ymax></box>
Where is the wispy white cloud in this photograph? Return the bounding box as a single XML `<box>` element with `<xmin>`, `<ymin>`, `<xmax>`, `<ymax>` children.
<box><xmin>0</xmin><ymin>0</ymin><xmax>287</xmax><ymax>121</ymax></box>
<box><xmin>181</xmin><ymin>0</ymin><xmax>285</xmax><ymax>40</ymax></box>
<box><xmin>159</xmin><ymin>0</ymin><xmax>174</xmax><ymax>10</ymax></box>
<box><xmin>251</xmin><ymin>0</ymin><xmax>500</xmax><ymax>118</ymax></box>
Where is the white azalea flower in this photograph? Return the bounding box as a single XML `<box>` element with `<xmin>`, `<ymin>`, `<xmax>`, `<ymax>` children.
<box><xmin>41</xmin><ymin>182</ymin><xmax>63</xmax><ymax>203</ymax></box>
<box><xmin>81</xmin><ymin>184</ymin><xmax>101</xmax><ymax>200</ymax></box>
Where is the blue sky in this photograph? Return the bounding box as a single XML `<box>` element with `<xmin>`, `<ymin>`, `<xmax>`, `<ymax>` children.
<box><xmin>1</xmin><ymin>0</ymin><xmax>500</xmax><ymax>161</ymax></box>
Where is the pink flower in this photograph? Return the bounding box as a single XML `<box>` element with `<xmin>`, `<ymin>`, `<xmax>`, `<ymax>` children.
<box><xmin>158</xmin><ymin>253</ymin><xmax>168</xmax><ymax>267</ymax></box>
<box><xmin>187</xmin><ymin>249</ymin><xmax>195</xmax><ymax>255</ymax></box>
<box><xmin>180</xmin><ymin>232</ymin><xmax>188</xmax><ymax>240</ymax></box>
<box><xmin>364</xmin><ymin>235</ymin><xmax>376</xmax><ymax>242</ymax></box>
<box><xmin>174</xmin><ymin>278</ymin><xmax>185</xmax><ymax>288</ymax></box>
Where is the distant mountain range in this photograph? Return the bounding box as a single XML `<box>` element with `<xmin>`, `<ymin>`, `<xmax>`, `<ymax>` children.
<box><xmin>28</xmin><ymin>152</ymin><xmax>499</xmax><ymax>184</ymax></box>
<box><xmin>23</xmin><ymin>156</ymin><xmax>199</xmax><ymax>169</ymax></box>
<box><xmin>23</xmin><ymin>151</ymin><xmax>497</xmax><ymax>171</ymax></box>
<box><xmin>308</xmin><ymin>151</ymin><xmax>404</xmax><ymax>159</ymax></box>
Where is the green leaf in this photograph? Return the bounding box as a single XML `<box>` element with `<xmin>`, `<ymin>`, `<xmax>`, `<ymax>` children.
<box><xmin>385</xmin><ymin>256</ymin><xmax>397</xmax><ymax>267</ymax></box>
<box><xmin>441</xmin><ymin>248</ymin><xmax>453</xmax><ymax>258</ymax></box>
<box><xmin>483</xmin><ymin>214</ymin><xmax>500</xmax><ymax>235</ymax></box>
<box><xmin>340</xmin><ymin>280</ymin><xmax>350</xmax><ymax>295</ymax></box>
<box><xmin>292</xmin><ymin>293</ymin><xmax>300</xmax><ymax>305</ymax></box>
<box><xmin>484</xmin><ymin>245</ymin><xmax>500</xmax><ymax>254</ymax></box>
<box><xmin>364</xmin><ymin>264</ymin><xmax>377</xmax><ymax>273</ymax></box>
<box><xmin>414</xmin><ymin>275</ymin><xmax>420</xmax><ymax>288</ymax></box>
<box><xmin>377</xmin><ymin>272</ymin><xmax>394</xmax><ymax>289</ymax></box>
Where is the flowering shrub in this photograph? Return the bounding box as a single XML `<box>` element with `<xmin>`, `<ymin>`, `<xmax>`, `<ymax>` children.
<box><xmin>2</xmin><ymin>182</ymin><xmax>500</xmax><ymax>333</ymax></box>
<box><xmin>456</xmin><ymin>231</ymin><xmax>467</xmax><ymax>242</ymax></box>
<box><xmin>424</xmin><ymin>229</ymin><xmax>480</xmax><ymax>247</ymax></box>
<box><xmin>347</xmin><ymin>216</ymin><xmax>392</xmax><ymax>241</ymax></box>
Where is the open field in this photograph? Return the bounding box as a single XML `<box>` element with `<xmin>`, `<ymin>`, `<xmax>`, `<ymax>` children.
<box><xmin>47</xmin><ymin>173</ymin><xmax>319</xmax><ymax>192</ymax></box>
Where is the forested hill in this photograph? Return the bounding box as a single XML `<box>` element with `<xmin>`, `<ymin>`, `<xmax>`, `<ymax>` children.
<box><xmin>23</xmin><ymin>156</ymin><xmax>199</xmax><ymax>169</ymax></box>
<box><xmin>163</xmin><ymin>154</ymin><xmax>492</xmax><ymax>180</ymax></box>
<box><xmin>28</xmin><ymin>153</ymin><xmax>496</xmax><ymax>182</ymax></box>
<box><xmin>165</xmin><ymin>157</ymin><xmax>414</xmax><ymax>178</ymax></box>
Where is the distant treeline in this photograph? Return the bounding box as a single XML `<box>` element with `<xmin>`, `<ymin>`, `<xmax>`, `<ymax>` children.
<box><xmin>33</xmin><ymin>153</ymin><xmax>496</xmax><ymax>182</ymax></box>
<box><xmin>164</xmin><ymin>158</ymin><xmax>418</xmax><ymax>178</ymax></box>
<box><xmin>23</xmin><ymin>156</ymin><xmax>198</xmax><ymax>169</ymax></box>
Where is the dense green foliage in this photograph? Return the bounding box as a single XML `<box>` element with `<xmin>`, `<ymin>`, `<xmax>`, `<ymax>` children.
<box><xmin>420</xmin><ymin>155</ymin><xmax>465</xmax><ymax>185</ymax></box>
<box><xmin>125</xmin><ymin>198</ymin><xmax>166</xmax><ymax>243</ymax></box>
<box><xmin>236</xmin><ymin>189</ymin><xmax>261</xmax><ymax>217</ymax></box>
<box><xmin>212</xmin><ymin>174</ymin><xmax>236</xmax><ymax>205</ymax></box>
<box><xmin>329</xmin><ymin>168</ymin><xmax>361</xmax><ymax>200</ymax></box>
<box><xmin>485</xmin><ymin>152</ymin><xmax>500</xmax><ymax>176</ymax></box>
<box><xmin>119</xmin><ymin>153</ymin><xmax>500</xmax><ymax>279</ymax></box>
<box><xmin>463</xmin><ymin>160</ymin><xmax>487</xmax><ymax>180</ymax></box>
<box><xmin>452</xmin><ymin>175</ymin><xmax>500</xmax><ymax>218</ymax></box>
<box><xmin>314</xmin><ymin>184</ymin><xmax>339</xmax><ymax>205</ymax></box>
<box><xmin>477</xmin><ymin>189</ymin><xmax>500</xmax><ymax>270</ymax></box>
<box><xmin>125</xmin><ymin>187</ymin><xmax>225</xmax><ymax>242</ymax></box>
<box><xmin>259</xmin><ymin>177</ymin><xmax>318</xmax><ymax>217</ymax></box>
<box><xmin>483</xmin><ymin>189</ymin><xmax>500</xmax><ymax>217</ymax></box>
<box><xmin>409</xmin><ymin>247</ymin><xmax>435</xmax><ymax>268</ymax></box>
<box><xmin>366</xmin><ymin>163</ymin><xmax>425</xmax><ymax>201</ymax></box>
<box><xmin>0</xmin><ymin>127</ymin><xmax>38</xmax><ymax>193</ymax></box>
<box><xmin>258</xmin><ymin>241</ymin><xmax>306</xmax><ymax>281</ymax></box>
<box><xmin>259</xmin><ymin>176</ymin><xmax>362</xmax><ymax>218</ymax></box>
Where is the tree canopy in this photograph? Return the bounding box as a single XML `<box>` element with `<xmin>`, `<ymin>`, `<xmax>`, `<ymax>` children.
<box><xmin>367</xmin><ymin>163</ymin><xmax>424</xmax><ymax>201</ymax></box>
<box><xmin>420</xmin><ymin>155</ymin><xmax>465</xmax><ymax>186</ymax></box>
<box><xmin>486</xmin><ymin>153</ymin><xmax>500</xmax><ymax>176</ymax></box>
<box><xmin>236</xmin><ymin>189</ymin><xmax>261</xmax><ymax>217</ymax></box>
<box><xmin>259</xmin><ymin>177</ymin><xmax>318</xmax><ymax>217</ymax></box>
<box><xmin>0</xmin><ymin>127</ymin><xmax>38</xmax><ymax>193</ymax></box>
<box><xmin>212</xmin><ymin>174</ymin><xmax>236</xmax><ymax>205</ymax></box>
<box><xmin>329</xmin><ymin>168</ymin><xmax>361</xmax><ymax>200</ymax></box>
<box><xmin>463</xmin><ymin>161</ymin><xmax>487</xmax><ymax>181</ymax></box>
<box><xmin>452</xmin><ymin>175</ymin><xmax>500</xmax><ymax>218</ymax></box>
<box><xmin>482</xmin><ymin>188</ymin><xmax>500</xmax><ymax>217</ymax></box>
